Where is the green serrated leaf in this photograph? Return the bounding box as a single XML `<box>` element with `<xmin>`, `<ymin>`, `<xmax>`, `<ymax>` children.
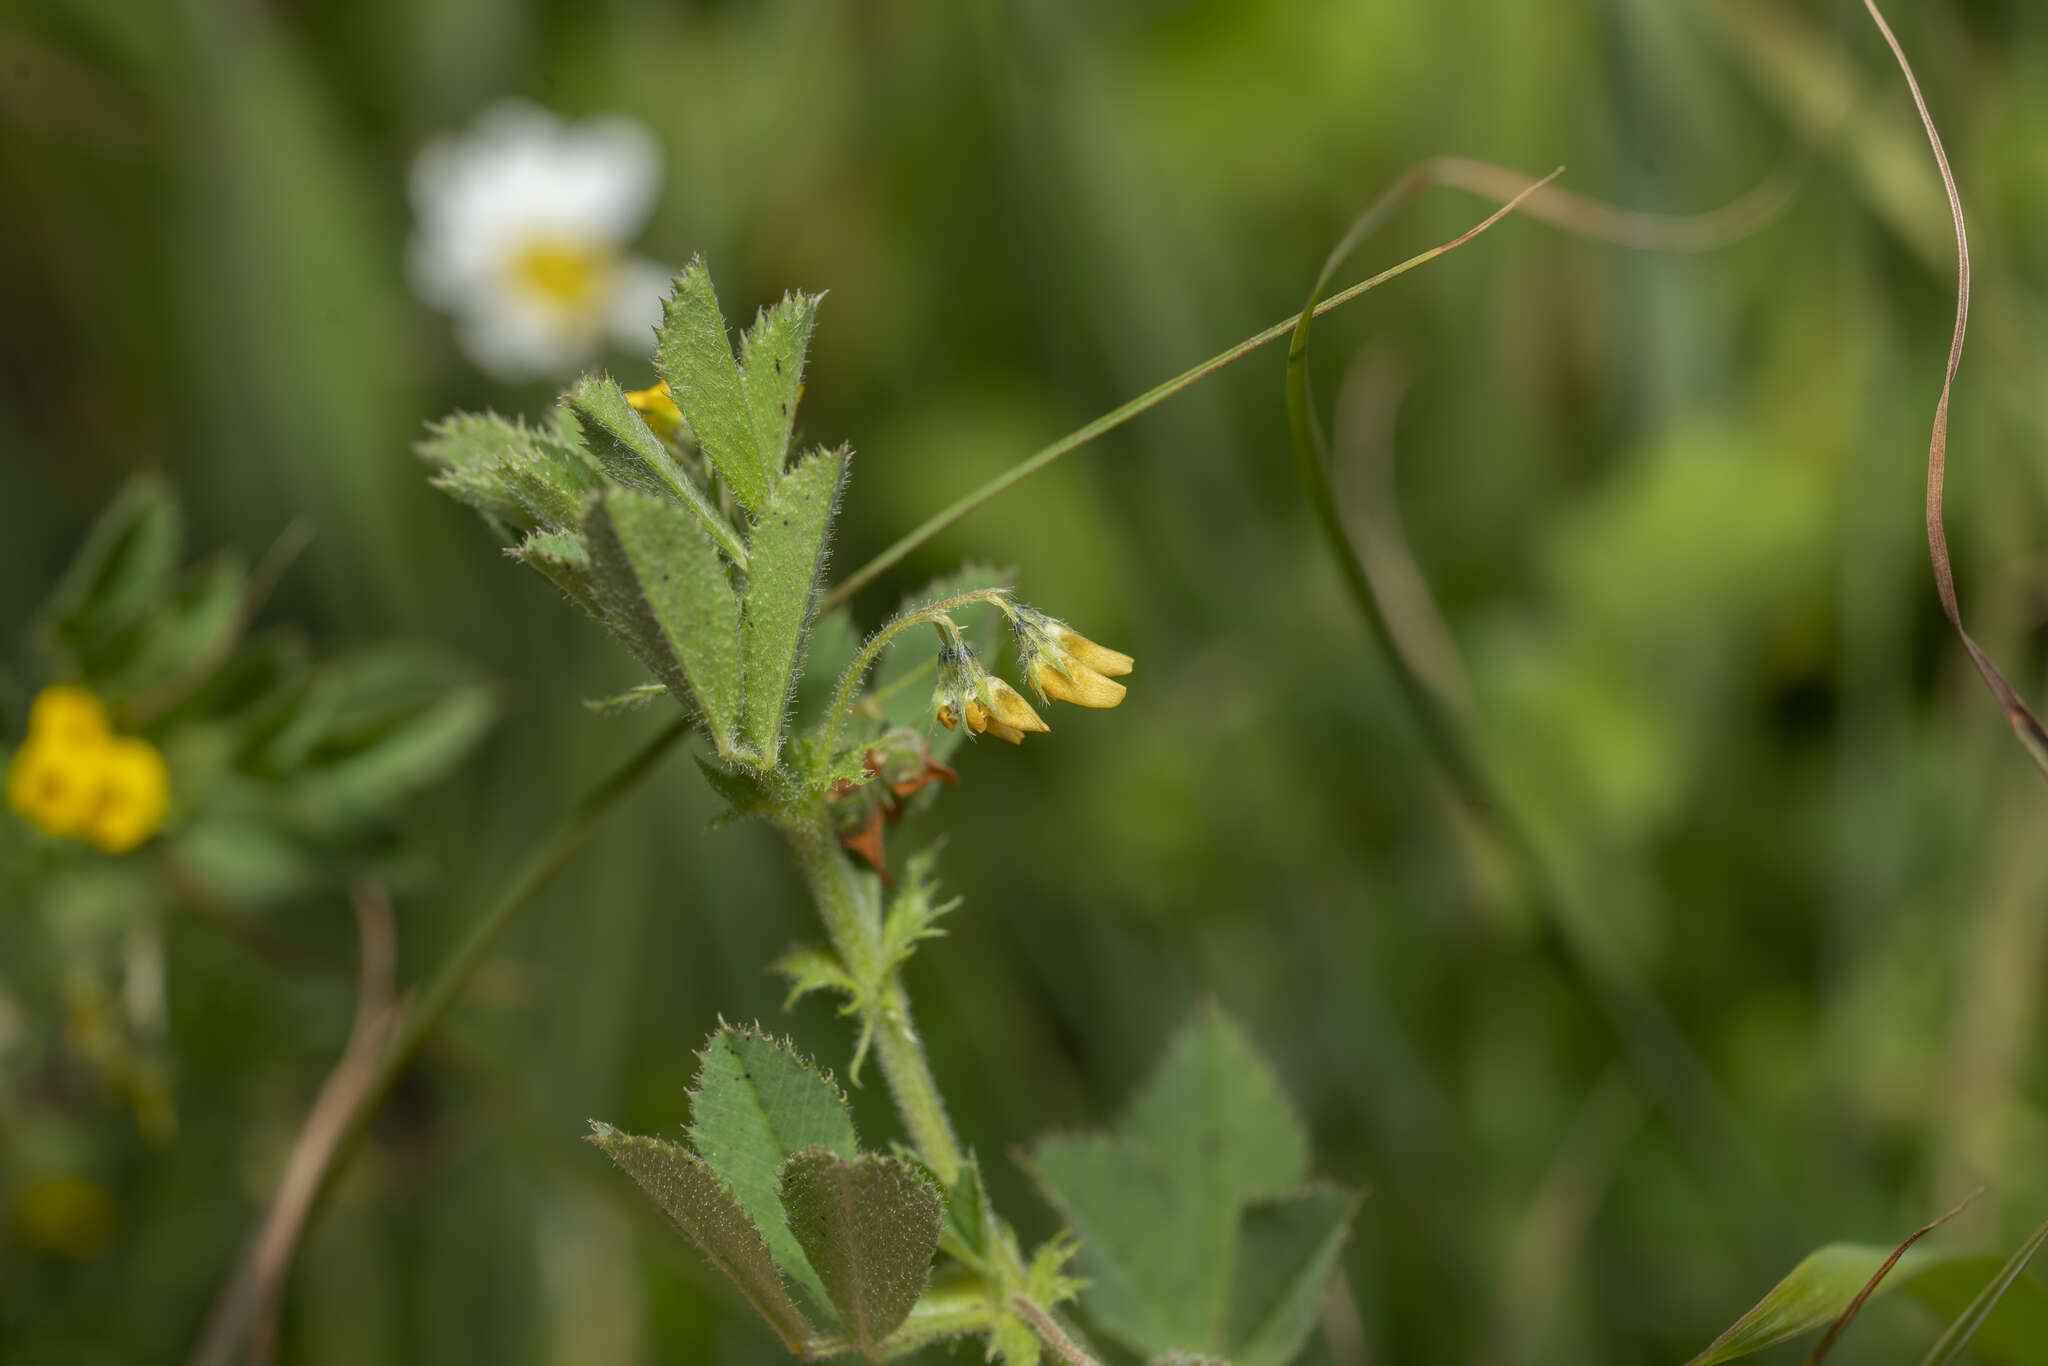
<box><xmin>740</xmin><ymin>291</ymin><xmax>820</xmax><ymax>469</ymax></box>
<box><xmin>512</xmin><ymin>530</ymin><xmax>607</xmax><ymax>622</ymax></box>
<box><xmin>587</xmin><ymin>1122</ymin><xmax>815</xmax><ymax>1352</ymax></box>
<box><xmin>1226</xmin><ymin>1188</ymin><xmax>1356</xmax><ymax>1366</ymax></box>
<box><xmin>420</xmin><ymin>410</ymin><xmax>598</xmax><ymax>535</ymax></box>
<box><xmin>779</xmin><ymin>1148</ymin><xmax>942</xmax><ymax>1353</ymax></box>
<box><xmin>940</xmin><ymin>1154</ymin><xmax>989</xmax><ymax>1264</ymax></box>
<box><xmin>690</xmin><ymin>1026</ymin><xmax>859</xmax><ymax>1314</ymax></box>
<box><xmin>566</xmin><ymin>374</ymin><xmax>746</xmax><ymax>567</ymax></box>
<box><xmin>584</xmin><ymin>489</ymin><xmax>744</xmax><ymax>750</ymax></box>
<box><xmin>773</xmin><ymin>945</ymin><xmax>861</xmax><ymax>1010</ymax></box>
<box><xmin>880</xmin><ymin>845</ymin><xmax>959</xmax><ymax>974</ymax></box>
<box><xmin>657</xmin><ymin>259</ymin><xmax>769</xmax><ymax>514</ymax></box>
<box><xmin>741</xmin><ymin>446</ymin><xmax>847</xmax><ymax>760</ymax></box>
<box><xmin>1029</xmin><ymin>1137</ymin><xmax>1198</xmax><ymax>1355</ymax></box>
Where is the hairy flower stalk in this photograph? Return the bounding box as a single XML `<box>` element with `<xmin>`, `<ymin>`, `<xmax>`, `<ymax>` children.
<box><xmin>776</xmin><ymin>801</ymin><xmax>965</xmax><ymax>1187</ymax></box>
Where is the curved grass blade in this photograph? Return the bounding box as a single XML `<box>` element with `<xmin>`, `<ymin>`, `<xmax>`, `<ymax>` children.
<box><xmin>1805</xmin><ymin>1194</ymin><xmax>1972</xmax><ymax>1364</ymax></box>
<box><xmin>818</xmin><ymin>154</ymin><xmax>1800</xmax><ymax>614</ymax></box>
<box><xmin>1918</xmin><ymin>1217</ymin><xmax>2048</xmax><ymax>1366</ymax></box>
<box><xmin>1860</xmin><ymin>0</ymin><xmax>2048</xmax><ymax>779</ymax></box>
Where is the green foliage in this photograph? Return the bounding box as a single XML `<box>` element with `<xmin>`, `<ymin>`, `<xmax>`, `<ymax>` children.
<box><xmin>655</xmin><ymin>259</ymin><xmax>775</xmax><ymax>514</ymax></box>
<box><xmin>587</xmin><ymin>1123</ymin><xmax>815</xmax><ymax>1353</ymax></box>
<box><xmin>596</xmin><ymin>1025</ymin><xmax>971</xmax><ymax>1358</ymax></box>
<box><xmin>1686</xmin><ymin>1238</ymin><xmax>2048</xmax><ymax>1366</ymax></box>
<box><xmin>741</xmin><ymin>446</ymin><xmax>848</xmax><ymax>760</ymax></box>
<box><xmin>1918</xmin><ymin>1220</ymin><xmax>2048</xmax><ymax>1366</ymax></box>
<box><xmin>780</xmin><ymin>1148</ymin><xmax>943</xmax><ymax>1353</ymax></box>
<box><xmin>584</xmin><ymin>489</ymin><xmax>745</xmax><ymax>753</ymax></box>
<box><xmin>34</xmin><ymin>473</ymin><xmax>185</xmax><ymax>677</ymax></box>
<box><xmin>739</xmin><ymin>292</ymin><xmax>822</xmax><ymax>474</ymax></box>
<box><xmin>1029</xmin><ymin>1009</ymin><xmax>1355</xmax><ymax>1364</ymax></box>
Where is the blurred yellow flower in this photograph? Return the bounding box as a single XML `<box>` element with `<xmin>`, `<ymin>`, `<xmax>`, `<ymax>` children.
<box><xmin>83</xmin><ymin>738</ymin><xmax>171</xmax><ymax>855</ymax></box>
<box><xmin>6</xmin><ymin>685</ymin><xmax>169</xmax><ymax>854</ymax></box>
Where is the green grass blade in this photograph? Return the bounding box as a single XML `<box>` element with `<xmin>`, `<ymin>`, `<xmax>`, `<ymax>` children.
<box><xmin>1918</xmin><ymin>1218</ymin><xmax>2048</xmax><ymax>1366</ymax></box>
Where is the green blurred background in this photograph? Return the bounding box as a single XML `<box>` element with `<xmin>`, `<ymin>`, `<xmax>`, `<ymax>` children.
<box><xmin>5</xmin><ymin>0</ymin><xmax>2048</xmax><ymax>1361</ymax></box>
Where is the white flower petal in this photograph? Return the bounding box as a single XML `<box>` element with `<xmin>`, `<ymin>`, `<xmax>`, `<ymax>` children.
<box><xmin>408</xmin><ymin>100</ymin><xmax>666</xmax><ymax>379</ymax></box>
<box><xmin>607</xmin><ymin>257</ymin><xmax>674</xmax><ymax>352</ymax></box>
<box><xmin>455</xmin><ymin>291</ymin><xmax>602</xmax><ymax>382</ymax></box>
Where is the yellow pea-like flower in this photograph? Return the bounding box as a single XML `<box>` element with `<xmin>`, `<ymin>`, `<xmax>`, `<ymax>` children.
<box><xmin>932</xmin><ymin>641</ymin><xmax>1048</xmax><ymax>745</ymax></box>
<box><xmin>1011</xmin><ymin>605</ymin><xmax>1134</xmax><ymax>710</ymax></box>
<box><xmin>82</xmin><ymin>737</ymin><xmax>171</xmax><ymax>855</ymax></box>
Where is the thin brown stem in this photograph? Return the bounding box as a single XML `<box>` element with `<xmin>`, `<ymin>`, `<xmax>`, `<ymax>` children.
<box><xmin>188</xmin><ymin>883</ymin><xmax>406</xmax><ymax>1366</ymax></box>
<box><xmin>1860</xmin><ymin>0</ymin><xmax>2048</xmax><ymax>778</ymax></box>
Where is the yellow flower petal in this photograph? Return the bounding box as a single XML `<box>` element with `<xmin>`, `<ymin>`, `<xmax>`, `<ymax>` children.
<box><xmin>1031</xmin><ymin>659</ymin><xmax>1127</xmax><ymax>709</ymax></box>
<box><xmin>29</xmin><ymin>685</ymin><xmax>111</xmax><ymax>747</ymax></box>
<box><xmin>7</xmin><ymin>736</ymin><xmax>107</xmax><ymax>837</ymax></box>
<box><xmin>982</xmin><ymin>718</ymin><xmax>1027</xmax><ymax>744</ymax></box>
<box><xmin>1054</xmin><ymin>627</ymin><xmax>1133</xmax><ymax>678</ymax></box>
<box><xmin>985</xmin><ymin>678</ymin><xmax>1050</xmax><ymax>733</ymax></box>
<box><xmin>82</xmin><ymin>738</ymin><xmax>170</xmax><ymax>855</ymax></box>
<box><xmin>626</xmin><ymin>381</ymin><xmax>684</xmax><ymax>441</ymax></box>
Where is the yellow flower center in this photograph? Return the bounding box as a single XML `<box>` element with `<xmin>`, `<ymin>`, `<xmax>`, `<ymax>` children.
<box><xmin>507</xmin><ymin>237</ymin><xmax>614</xmax><ymax>311</ymax></box>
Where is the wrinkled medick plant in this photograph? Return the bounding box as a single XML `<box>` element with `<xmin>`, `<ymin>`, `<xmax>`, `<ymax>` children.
<box><xmin>423</xmin><ymin>260</ymin><xmax>1354</xmax><ymax>1364</ymax></box>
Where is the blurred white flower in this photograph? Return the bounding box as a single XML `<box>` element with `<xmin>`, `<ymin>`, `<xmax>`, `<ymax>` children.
<box><xmin>409</xmin><ymin>101</ymin><xmax>671</xmax><ymax>381</ymax></box>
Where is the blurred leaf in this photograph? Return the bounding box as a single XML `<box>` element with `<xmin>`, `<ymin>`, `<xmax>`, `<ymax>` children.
<box><xmin>741</xmin><ymin>445</ymin><xmax>847</xmax><ymax>760</ymax></box>
<box><xmin>739</xmin><ymin>291</ymin><xmax>821</xmax><ymax>471</ymax></box>
<box><xmin>657</xmin><ymin>259</ymin><xmax>770</xmax><ymax>514</ymax></box>
<box><xmin>1030</xmin><ymin>1136</ymin><xmax>1193</xmax><ymax>1352</ymax></box>
<box><xmin>1908</xmin><ymin>1256</ymin><xmax>2048</xmax><ymax>1366</ymax></box>
<box><xmin>1918</xmin><ymin>1220</ymin><xmax>2048</xmax><ymax>1366</ymax></box>
<box><xmin>584</xmin><ymin>489</ymin><xmax>744</xmax><ymax>750</ymax></box>
<box><xmin>586</xmin><ymin>1122</ymin><xmax>815</xmax><ymax>1352</ymax></box>
<box><xmin>1029</xmin><ymin>1009</ymin><xmax>1333</xmax><ymax>1362</ymax></box>
<box><xmin>940</xmin><ymin>1153</ymin><xmax>989</xmax><ymax>1264</ymax></box>
<box><xmin>1225</xmin><ymin>1188</ymin><xmax>1357</xmax><ymax>1366</ymax></box>
<box><xmin>779</xmin><ymin>1148</ymin><xmax>942</xmax><ymax>1354</ymax></box>
<box><xmin>281</xmin><ymin>660</ymin><xmax>494</xmax><ymax>828</ymax></box>
<box><xmin>113</xmin><ymin>554</ymin><xmax>246</xmax><ymax>701</ymax></box>
<box><xmin>36</xmin><ymin>474</ymin><xmax>182</xmax><ymax>677</ymax></box>
<box><xmin>584</xmin><ymin>682</ymin><xmax>669</xmax><ymax>713</ymax></box>
<box><xmin>690</xmin><ymin>1025</ymin><xmax>859</xmax><ymax>1314</ymax></box>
